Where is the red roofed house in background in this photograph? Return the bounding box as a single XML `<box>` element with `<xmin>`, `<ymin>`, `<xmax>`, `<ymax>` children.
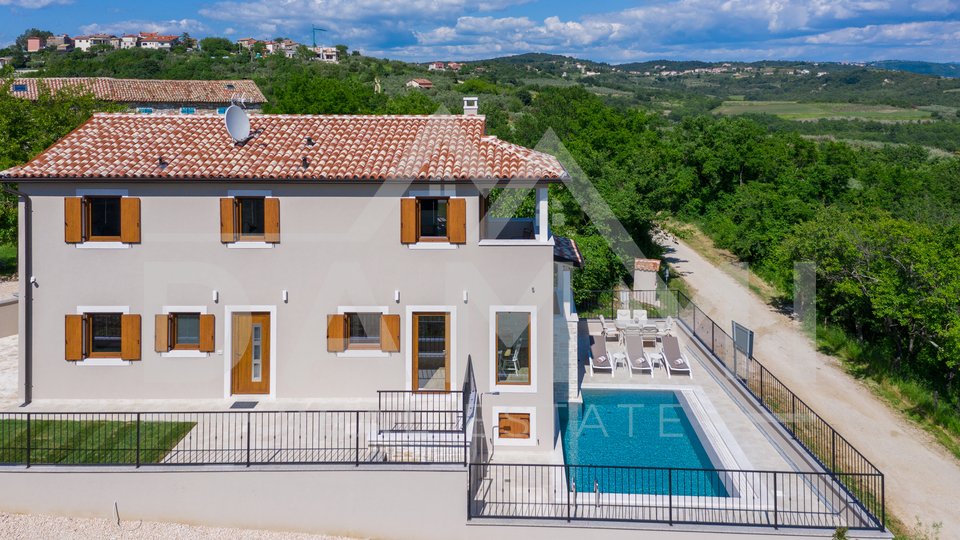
<box><xmin>26</xmin><ymin>36</ymin><xmax>46</xmax><ymax>52</ymax></box>
<box><xmin>0</xmin><ymin>96</ymin><xmax>580</xmax><ymax>470</ymax></box>
<box><xmin>405</xmin><ymin>78</ymin><xmax>434</xmax><ymax>89</ymax></box>
<box><xmin>8</xmin><ymin>77</ymin><xmax>267</xmax><ymax>114</ymax></box>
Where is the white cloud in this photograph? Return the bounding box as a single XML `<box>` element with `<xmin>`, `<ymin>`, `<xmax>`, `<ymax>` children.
<box><xmin>223</xmin><ymin>27</ymin><xmax>236</xmax><ymax>36</ymax></box>
<box><xmin>79</xmin><ymin>19</ymin><xmax>209</xmax><ymax>36</ymax></box>
<box><xmin>0</xmin><ymin>0</ymin><xmax>70</xmax><ymax>7</ymax></box>
<box><xmin>803</xmin><ymin>20</ymin><xmax>960</xmax><ymax>45</ymax></box>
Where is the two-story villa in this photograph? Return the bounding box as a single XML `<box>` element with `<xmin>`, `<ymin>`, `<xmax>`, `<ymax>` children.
<box><xmin>1</xmin><ymin>103</ymin><xmax>574</xmax><ymax>454</ymax></box>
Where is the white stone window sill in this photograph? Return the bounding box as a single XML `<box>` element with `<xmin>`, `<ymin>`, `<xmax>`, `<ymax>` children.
<box><xmin>75</xmin><ymin>242</ymin><xmax>132</xmax><ymax>250</ymax></box>
<box><xmin>76</xmin><ymin>358</ymin><xmax>132</xmax><ymax>366</ymax></box>
<box><xmin>337</xmin><ymin>350</ymin><xmax>390</xmax><ymax>358</ymax></box>
<box><xmin>479</xmin><ymin>239</ymin><xmax>554</xmax><ymax>246</ymax></box>
<box><xmin>227</xmin><ymin>242</ymin><xmax>275</xmax><ymax>249</ymax></box>
<box><xmin>492</xmin><ymin>383</ymin><xmax>538</xmax><ymax>394</ymax></box>
<box><xmin>161</xmin><ymin>350</ymin><xmax>211</xmax><ymax>358</ymax></box>
<box><xmin>408</xmin><ymin>242</ymin><xmax>458</xmax><ymax>250</ymax></box>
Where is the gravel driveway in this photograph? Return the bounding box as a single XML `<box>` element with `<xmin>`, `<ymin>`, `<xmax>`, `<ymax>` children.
<box><xmin>659</xmin><ymin>235</ymin><xmax>960</xmax><ymax>532</ymax></box>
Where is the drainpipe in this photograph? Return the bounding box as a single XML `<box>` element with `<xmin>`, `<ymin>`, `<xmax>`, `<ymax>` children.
<box><xmin>1</xmin><ymin>184</ymin><xmax>32</xmax><ymax>406</ymax></box>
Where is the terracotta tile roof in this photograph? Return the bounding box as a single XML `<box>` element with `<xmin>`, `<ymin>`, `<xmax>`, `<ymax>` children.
<box><xmin>554</xmin><ymin>236</ymin><xmax>584</xmax><ymax>268</ymax></box>
<box><xmin>1</xmin><ymin>113</ymin><xmax>566</xmax><ymax>182</ymax></box>
<box><xmin>634</xmin><ymin>258</ymin><xmax>661</xmax><ymax>272</ymax></box>
<box><xmin>8</xmin><ymin>78</ymin><xmax>266</xmax><ymax>105</ymax></box>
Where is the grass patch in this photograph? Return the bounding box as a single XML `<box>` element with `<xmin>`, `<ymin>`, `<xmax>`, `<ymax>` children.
<box><xmin>0</xmin><ymin>418</ymin><xmax>196</xmax><ymax>464</ymax></box>
<box><xmin>0</xmin><ymin>244</ymin><xmax>15</xmax><ymax>277</ymax></box>
<box><xmin>713</xmin><ymin>100</ymin><xmax>932</xmax><ymax>121</ymax></box>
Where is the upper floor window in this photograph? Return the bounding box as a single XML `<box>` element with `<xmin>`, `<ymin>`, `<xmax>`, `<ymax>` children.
<box><xmin>217</xmin><ymin>107</ymin><xmax>228</xmax><ymax>115</ymax></box>
<box><xmin>220</xmin><ymin>196</ymin><xmax>280</xmax><ymax>244</ymax></box>
<box><xmin>64</xmin><ymin>196</ymin><xmax>140</xmax><ymax>244</ymax></box>
<box><xmin>400</xmin><ymin>197</ymin><xmax>466</xmax><ymax>244</ymax></box>
<box><xmin>137</xmin><ymin>107</ymin><xmax>154</xmax><ymax>114</ymax></box>
<box><xmin>180</xmin><ymin>107</ymin><xmax>196</xmax><ymax>115</ymax></box>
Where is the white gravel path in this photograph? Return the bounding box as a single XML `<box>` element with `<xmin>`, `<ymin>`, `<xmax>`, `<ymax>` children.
<box><xmin>659</xmin><ymin>235</ymin><xmax>960</xmax><ymax>532</ymax></box>
<box><xmin>0</xmin><ymin>511</ymin><xmax>363</xmax><ymax>539</ymax></box>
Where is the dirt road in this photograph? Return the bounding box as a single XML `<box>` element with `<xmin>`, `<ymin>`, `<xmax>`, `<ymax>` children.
<box><xmin>658</xmin><ymin>236</ymin><xmax>959</xmax><ymax>534</ymax></box>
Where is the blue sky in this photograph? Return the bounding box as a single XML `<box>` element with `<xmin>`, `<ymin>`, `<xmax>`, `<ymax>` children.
<box><xmin>3</xmin><ymin>0</ymin><xmax>959</xmax><ymax>63</ymax></box>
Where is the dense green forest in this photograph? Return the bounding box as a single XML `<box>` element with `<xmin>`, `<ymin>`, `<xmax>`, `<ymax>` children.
<box><xmin>2</xmin><ymin>45</ymin><xmax>959</xmax><ymax>447</ymax></box>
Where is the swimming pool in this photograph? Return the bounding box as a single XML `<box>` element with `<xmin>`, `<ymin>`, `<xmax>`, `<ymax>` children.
<box><xmin>559</xmin><ymin>389</ymin><xmax>728</xmax><ymax>497</ymax></box>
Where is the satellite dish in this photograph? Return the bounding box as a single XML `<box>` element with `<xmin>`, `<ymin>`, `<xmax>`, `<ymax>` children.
<box><xmin>224</xmin><ymin>104</ymin><xmax>250</xmax><ymax>143</ymax></box>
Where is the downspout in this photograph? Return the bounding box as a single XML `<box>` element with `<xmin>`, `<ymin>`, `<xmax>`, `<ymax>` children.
<box><xmin>1</xmin><ymin>184</ymin><xmax>31</xmax><ymax>406</ymax></box>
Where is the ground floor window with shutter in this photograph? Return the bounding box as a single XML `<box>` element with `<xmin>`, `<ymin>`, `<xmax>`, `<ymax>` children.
<box><xmin>155</xmin><ymin>310</ymin><xmax>215</xmax><ymax>356</ymax></box>
<box><xmin>65</xmin><ymin>310</ymin><xmax>142</xmax><ymax>363</ymax></box>
<box><xmin>327</xmin><ymin>308</ymin><xmax>400</xmax><ymax>356</ymax></box>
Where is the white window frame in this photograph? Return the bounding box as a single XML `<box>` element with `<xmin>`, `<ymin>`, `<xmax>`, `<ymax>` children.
<box><xmin>160</xmin><ymin>305</ymin><xmax>209</xmax><ymax>358</ymax></box>
<box><xmin>489</xmin><ymin>305</ymin><xmax>538</xmax><ymax>393</ymax></box>
<box><xmin>492</xmin><ymin>406</ymin><xmax>537</xmax><ymax>447</ymax></box>
<box><xmin>74</xmin><ymin>188</ymin><xmax>133</xmax><ymax>250</ymax></box>
<box><xmin>223</xmin><ymin>305</ymin><xmax>278</xmax><ymax>399</ymax></box>
<box><xmin>404</xmin><ymin>305</ymin><xmax>457</xmax><ymax>392</ymax></box>
<box><xmin>226</xmin><ymin>190</ymin><xmax>275</xmax><ymax>250</ymax></box>
<box><xmin>336</xmin><ymin>305</ymin><xmax>390</xmax><ymax>358</ymax></box>
<box><xmin>74</xmin><ymin>305</ymin><xmax>131</xmax><ymax>367</ymax></box>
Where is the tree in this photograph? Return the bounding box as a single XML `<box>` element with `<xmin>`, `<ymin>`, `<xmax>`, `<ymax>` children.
<box><xmin>335</xmin><ymin>44</ymin><xmax>348</xmax><ymax>59</ymax></box>
<box><xmin>16</xmin><ymin>28</ymin><xmax>53</xmax><ymax>51</ymax></box>
<box><xmin>385</xmin><ymin>91</ymin><xmax>437</xmax><ymax>115</ymax></box>
<box><xmin>199</xmin><ymin>37</ymin><xmax>234</xmax><ymax>56</ymax></box>
<box><xmin>251</xmin><ymin>42</ymin><xmax>266</xmax><ymax>58</ymax></box>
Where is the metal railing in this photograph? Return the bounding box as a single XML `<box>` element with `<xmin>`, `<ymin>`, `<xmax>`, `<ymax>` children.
<box><xmin>377</xmin><ymin>391</ymin><xmax>465</xmax><ymax>433</ymax></box>
<box><xmin>468</xmin><ymin>463</ymin><xmax>883</xmax><ymax>530</ymax></box>
<box><xmin>0</xmin><ymin>408</ymin><xmax>468</xmax><ymax>467</ymax></box>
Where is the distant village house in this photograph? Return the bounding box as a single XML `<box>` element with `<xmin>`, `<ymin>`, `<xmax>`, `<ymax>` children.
<box><xmin>406</xmin><ymin>78</ymin><xmax>433</xmax><ymax>90</ymax></box>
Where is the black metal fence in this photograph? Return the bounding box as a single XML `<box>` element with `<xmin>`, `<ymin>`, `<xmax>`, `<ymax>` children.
<box><xmin>0</xmin><ymin>409</ymin><xmax>470</xmax><ymax>467</ymax></box>
<box><xmin>468</xmin><ymin>463</ymin><xmax>883</xmax><ymax>530</ymax></box>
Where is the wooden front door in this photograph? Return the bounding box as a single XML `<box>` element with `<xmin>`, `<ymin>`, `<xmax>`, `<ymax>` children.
<box><xmin>231</xmin><ymin>312</ymin><xmax>271</xmax><ymax>395</ymax></box>
<box><xmin>412</xmin><ymin>312</ymin><xmax>450</xmax><ymax>392</ymax></box>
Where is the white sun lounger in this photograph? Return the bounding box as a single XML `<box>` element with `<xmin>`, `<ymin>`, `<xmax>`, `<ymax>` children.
<box><xmin>588</xmin><ymin>335</ymin><xmax>614</xmax><ymax>377</ymax></box>
<box><xmin>661</xmin><ymin>334</ymin><xmax>692</xmax><ymax>379</ymax></box>
<box><xmin>623</xmin><ymin>334</ymin><xmax>654</xmax><ymax>379</ymax></box>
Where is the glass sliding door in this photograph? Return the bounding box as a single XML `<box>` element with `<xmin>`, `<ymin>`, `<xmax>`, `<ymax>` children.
<box><xmin>412</xmin><ymin>312</ymin><xmax>450</xmax><ymax>391</ymax></box>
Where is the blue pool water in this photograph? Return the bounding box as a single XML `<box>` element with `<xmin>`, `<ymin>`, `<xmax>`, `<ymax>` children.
<box><xmin>559</xmin><ymin>389</ymin><xmax>728</xmax><ymax>497</ymax></box>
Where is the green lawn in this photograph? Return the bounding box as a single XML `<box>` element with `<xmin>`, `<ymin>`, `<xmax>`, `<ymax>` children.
<box><xmin>0</xmin><ymin>418</ymin><xmax>196</xmax><ymax>464</ymax></box>
<box><xmin>0</xmin><ymin>244</ymin><xmax>15</xmax><ymax>277</ymax></box>
<box><xmin>713</xmin><ymin>100</ymin><xmax>932</xmax><ymax>121</ymax></box>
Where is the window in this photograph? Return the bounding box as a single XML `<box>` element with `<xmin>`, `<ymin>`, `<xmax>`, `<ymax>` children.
<box><xmin>399</xmin><ymin>197</ymin><xmax>466</xmax><ymax>244</ymax></box>
<box><xmin>65</xmin><ymin>311</ymin><xmax>141</xmax><ymax>362</ymax></box>
<box><xmin>137</xmin><ymin>107</ymin><xmax>154</xmax><ymax>114</ymax></box>
<box><xmin>180</xmin><ymin>107</ymin><xmax>196</xmax><ymax>114</ymax></box>
<box><xmin>495</xmin><ymin>312</ymin><xmax>531</xmax><ymax>385</ymax></box>
<box><xmin>86</xmin><ymin>196</ymin><xmax>122</xmax><ymax>240</ymax></box>
<box><xmin>220</xmin><ymin>196</ymin><xmax>279</xmax><ymax>244</ymax></box>
<box><xmin>88</xmin><ymin>313</ymin><xmax>123</xmax><ymax>357</ymax></box>
<box><xmin>171</xmin><ymin>313</ymin><xmax>200</xmax><ymax>350</ymax></box>
<box><xmin>238</xmin><ymin>197</ymin><xmax>265</xmax><ymax>239</ymax></box>
<box><xmin>217</xmin><ymin>107</ymin><xmax>228</xmax><ymax>115</ymax></box>
<box><xmin>492</xmin><ymin>407</ymin><xmax>536</xmax><ymax>446</ymax></box>
<box><xmin>64</xmin><ymin>196</ymin><xmax>140</xmax><ymax>244</ymax></box>
<box><xmin>12</xmin><ymin>84</ymin><xmax>27</xmax><ymax>92</ymax></box>
<box><xmin>224</xmin><ymin>83</ymin><xmax>236</xmax><ymax>90</ymax></box>
<box><xmin>419</xmin><ymin>198</ymin><xmax>448</xmax><ymax>240</ymax></box>
<box><xmin>346</xmin><ymin>312</ymin><xmax>381</xmax><ymax>349</ymax></box>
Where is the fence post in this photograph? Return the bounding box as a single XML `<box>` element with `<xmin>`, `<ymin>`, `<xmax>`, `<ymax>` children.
<box><xmin>245</xmin><ymin>411</ymin><xmax>252</xmax><ymax>468</ymax></box>
<box><xmin>760</xmin><ymin>367</ymin><xmax>765</xmax><ymax>406</ymax></box>
<box><xmin>355</xmin><ymin>411</ymin><xmax>360</xmax><ymax>466</ymax></box>
<box><xmin>668</xmin><ymin>469</ymin><xmax>673</xmax><ymax>525</ymax></box>
<box><xmin>773</xmin><ymin>472</ymin><xmax>779</xmax><ymax>529</ymax></box>
<box><xmin>135</xmin><ymin>413</ymin><xmax>141</xmax><ymax>468</ymax></box>
<box><xmin>791</xmin><ymin>394</ymin><xmax>797</xmax><ymax>438</ymax></box>
<box><xmin>25</xmin><ymin>413</ymin><xmax>31</xmax><ymax>468</ymax></box>
<box><xmin>566</xmin><ymin>469</ymin><xmax>571</xmax><ymax>523</ymax></box>
<box><xmin>832</xmin><ymin>430</ymin><xmax>837</xmax><ymax>472</ymax></box>
<box><xmin>467</xmin><ymin>464</ymin><xmax>472</xmax><ymax>521</ymax></box>
<box><xmin>880</xmin><ymin>474</ymin><xmax>886</xmax><ymax>531</ymax></box>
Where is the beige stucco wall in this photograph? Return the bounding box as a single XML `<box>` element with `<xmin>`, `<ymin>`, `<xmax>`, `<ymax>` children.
<box><xmin>0</xmin><ymin>298</ymin><xmax>16</xmax><ymax>338</ymax></box>
<box><xmin>0</xmin><ymin>468</ymin><xmax>847</xmax><ymax>540</ymax></box>
<box><xmin>19</xmin><ymin>181</ymin><xmax>556</xmax><ymax>451</ymax></box>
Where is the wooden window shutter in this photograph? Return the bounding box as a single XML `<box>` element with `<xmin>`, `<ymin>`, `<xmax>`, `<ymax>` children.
<box><xmin>400</xmin><ymin>198</ymin><xmax>418</xmax><ymax>244</ymax></box>
<box><xmin>64</xmin><ymin>197</ymin><xmax>84</xmax><ymax>243</ymax></box>
<box><xmin>199</xmin><ymin>314</ymin><xmax>216</xmax><ymax>353</ymax></box>
<box><xmin>120</xmin><ymin>197</ymin><xmax>141</xmax><ymax>243</ymax></box>
<box><xmin>448</xmin><ymin>197</ymin><xmax>466</xmax><ymax>244</ymax></box>
<box><xmin>65</xmin><ymin>314</ymin><xmax>84</xmax><ymax>360</ymax></box>
<box><xmin>154</xmin><ymin>314</ymin><xmax>171</xmax><ymax>353</ymax></box>
<box><xmin>327</xmin><ymin>314</ymin><xmax>346</xmax><ymax>352</ymax></box>
<box><xmin>121</xmin><ymin>314</ymin><xmax>142</xmax><ymax>361</ymax></box>
<box><xmin>264</xmin><ymin>197</ymin><xmax>280</xmax><ymax>243</ymax></box>
<box><xmin>380</xmin><ymin>314</ymin><xmax>400</xmax><ymax>353</ymax></box>
<box><xmin>219</xmin><ymin>198</ymin><xmax>236</xmax><ymax>243</ymax></box>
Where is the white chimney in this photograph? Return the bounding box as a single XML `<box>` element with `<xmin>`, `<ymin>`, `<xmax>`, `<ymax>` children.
<box><xmin>463</xmin><ymin>96</ymin><xmax>479</xmax><ymax>116</ymax></box>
